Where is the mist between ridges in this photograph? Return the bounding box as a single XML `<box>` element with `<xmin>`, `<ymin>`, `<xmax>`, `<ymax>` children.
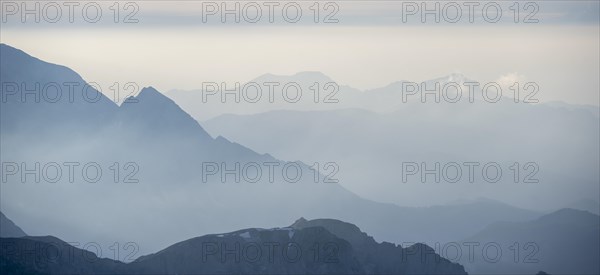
<box><xmin>0</xmin><ymin>81</ymin><xmax>343</xmax><ymax>104</ymax></box>
<box><xmin>1</xmin><ymin>80</ymin><xmax>541</xmax><ymax>105</ymax></box>
<box><xmin>198</xmin><ymin>161</ymin><xmax>339</xmax><ymax>184</ymax></box>
<box><xmin>0</xmin><ymin>161</ymin><xmax>342</xmax><ymax>184</ymax></box>
<box><xmin>1</xmin><ymin>160</ymin><xmax>543</xmax><ymax>184</ymax></box>
<box><xmin>1</xmin><ymin>82</ymin><xmax>139</xmax><ymax>105</ymax></box>
<box><xmin>401</xmin><ymin>161</ymin><xmax>540</xmax><ymax>184</ymax></box>
<box><xmin>176</xmin><ymin>80</ymin><xmax>540</xmax><ymax>104</ymax></box>
<box><xmin>1</xmin><ymin>161</ymin><xmax>140</xmax><ymax>184</ymax></box>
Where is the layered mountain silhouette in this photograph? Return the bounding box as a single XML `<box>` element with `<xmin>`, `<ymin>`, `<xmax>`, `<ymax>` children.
<box><xmin>166</xmin><ymin>71</ymin><xmax>363</xmax><ymax>121</ymax></box>
<box><xmin>564</xmin><ymin>199</ymin><xmax>600</xmax><ymax>215</ymax></box>
<box><xmin>0</xmin><ymin>44</ymin><xmax>117</xmax><ymax>136</ymax></box>
<box><xmin>460</xmin><ymin>209</ymin><xmax>600</xmax><ymax>274</ymax></box>
<box><xmin>202</xmin><ymin>103</ymin><xmax>599</xmax><ymax>210</ymax></box>
<box><xmin>290</xmin><ymin>218</ymin><xmax>466</xmax><ymax>274</ymax></box>
<box><xmin>0</xmin><ymin>212</ymin><xmax>466</xmax><ymax>274</ymax></box>
<box><xmin>0</xmin><ymin>43</ymin><xmax>544</xmax><ymax>257</ymax></box>
<box><xmin>2</xmin><ymin>43</ymin><xmax>598</xmax><ymax>274</ymax></box>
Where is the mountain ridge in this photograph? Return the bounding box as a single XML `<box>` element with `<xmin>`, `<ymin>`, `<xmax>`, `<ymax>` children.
<box><xmin>0</xmin><ymin>211</ymin><xmax>27</xmax><ymax>238</ymax></box>
<box><xmin>0</xmin><ymin>212</ymin><xmax>467</xmax><ymax>274</ymax></box>
<box><xmin>461</xmin><ymin>208</ymin><xmax>600</xmax><ymax>274</ymax></box>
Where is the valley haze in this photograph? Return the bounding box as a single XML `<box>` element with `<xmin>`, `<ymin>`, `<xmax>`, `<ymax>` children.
<box><xmin>1</xmin><ymin>1</ymin><xmax>599</xmax><ymax>274</ymax></box>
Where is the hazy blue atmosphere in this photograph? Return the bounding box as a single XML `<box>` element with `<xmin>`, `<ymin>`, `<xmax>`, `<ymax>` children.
<box><xmin>1</xmin><ymin>1</ymin><xmax>599</xmax><ymax>274</ymax></box>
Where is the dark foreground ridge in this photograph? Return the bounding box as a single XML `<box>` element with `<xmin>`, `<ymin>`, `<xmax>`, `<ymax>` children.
<box><xmin>0</xmin><ymin>213</ymin><xmax>466</xmax><ymax>274</ymax></box>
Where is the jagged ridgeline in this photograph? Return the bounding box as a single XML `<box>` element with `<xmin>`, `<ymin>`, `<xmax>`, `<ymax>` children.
<box><xmin>0</xmin><ymin>211</ymin><xmax>466</xmax><ymax>274</ymax></box>
<box><xmin>0</xmin><ymin>43</ymin><xmax>529</xmax><ymax>259</ymax></box>
<box><xmin>0</xmin><ymin>43</ymin><xmax>466</xmax><ymax>274</ymax></box>
<box><xmin>2</xmin><ymin>43</ymin><xmax>598</xmax><ymax>275</ymax></box>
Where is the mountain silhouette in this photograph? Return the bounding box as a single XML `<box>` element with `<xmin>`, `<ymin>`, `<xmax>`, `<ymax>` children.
<box><xmin>290</xmin><ymin>218</ymin><xmax>466</xmax><ymax>274</ymax></box>
<box><xmin>0</xmin><ymin>211</ymin><xmax>26</xmax><ymax>238</ymax></box>
<box><xmin>202</xmin><ymin>102</ymin><xmax>599</xmax><ymax>211</ymax></box>
<box><xmin>0</xmin><ymin>215</ymin><xmax>466</xmax><ymax>274</ymax></box>
<box><xmin>0</xmin><ymin>43</ymin><xmax>543</xmax><ymax>258</ymax></box>
<box><xmin>461</xmin><ymin>208</ymin><xmax>600</xmax><ymax>274</ymax></box>
<box><xmin>2</xmin><ymin>43</ymin><xmax>596</xmax><ymax>274</ymax></box>
<box><xmin>0</xmin><ymin>235</ymin><xmax>124</xmax><ymax>274</ymax></box>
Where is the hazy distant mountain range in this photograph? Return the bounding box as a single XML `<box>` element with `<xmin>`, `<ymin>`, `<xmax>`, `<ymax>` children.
<box><xmin>1</xmin><ymin>43</ymin><xmax>598</xmax><ymax>274</ymax></box>
<box><xmin>197</xmin><ymin>83</ymin><xmax>599</xmax><ymax>210</ymax></box>
<box><xmin>461</xmin><ymin>208</ymin><xmax>600</xmax><ymax>274</ymax></box>
<box><xmin>0</xmin><ymin>43</ymin><xmax>543</xmax><ymax>253</ymax></box>
<box><xmin>166</xmin><ymin>71</ymin><xmax>600</xmax><ymax>121</ymax></box>
<box><xmin>167</xmin><ymin>69</ymin><xmax>599</xmax><ymax>210</ymax></box>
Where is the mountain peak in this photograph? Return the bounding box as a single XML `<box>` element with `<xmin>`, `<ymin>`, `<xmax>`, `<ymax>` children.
<box><xmin>293</xmin><ymin>71</ymin><xmax>331</xmax><ymax>78</ymax></box>
<box><xmin>290</xmin><ymin>218</ymin><xmax>372</xmax><ymax>247</ymax></box>
<box><xmin>134</xmin><ymin>86</ymin><xmax>164</xmax><ymax>101</ymax></box>
<box><xmin>439</xmin><ymin>72</ymin><xmax>469</xmax><ymax>83</ymax></box>
<box><xmin>251</xmin><ymin>71</ymin><xmax>333</xmax><ymax>84</ymax></box>
<box><xmin>122</xmin><ymin>86</ymin><xmax>176</xmax><ymax>107</ymax></box>
<box><xmin>292</xmin><ymin>71</ymin><xmax>333</xmax><ymax>82</ymax></box>
<box><xmin>291</xmin><ymin>217</ymin><xmax>308</xmax><ymax>227</ymax></box>
<box><xmin>140</xmin><ymin>86</ymin><xmax>160</xmax><ymax>94</ymax></box>
<box><xmin>117</xmin><ymin>86</ymin><xmax>213</xmax><ymax>141</ymax></box>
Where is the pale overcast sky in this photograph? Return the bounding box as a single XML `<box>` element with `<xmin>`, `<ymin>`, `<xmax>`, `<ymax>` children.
<box><xmin>1</xmin><ymin>1</ymin><xmax>598</xmax><ymax>105</ymax></box>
